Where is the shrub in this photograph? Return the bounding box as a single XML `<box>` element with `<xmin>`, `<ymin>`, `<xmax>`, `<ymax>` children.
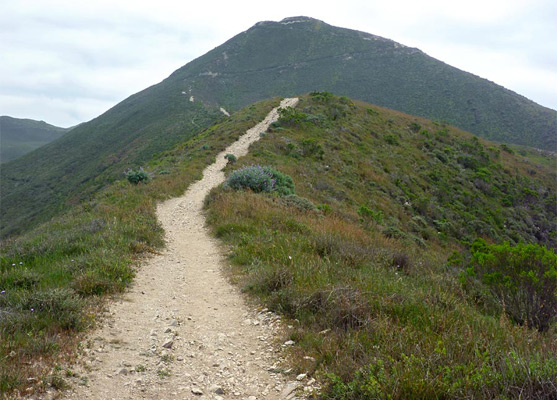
<box><xmin>124</xmin><ymin>168</ymin><xmax>149</xmax><ymax>184</ymax></box>
<box><xmin>409</xmin><ymin>122</ymin><xmax>422</xmax><ymax>133</ymax></box>
<box><xmin>224</xmin><ymin>165</ymin><xmax>275</xmax><ymax>193</ymax></box>
<box><xmin>384</xmin><ymin>134</ymin><xmax>399</xmax><ymax>145</ymax></box>
<box><xmin>224</xmin><ymin>153</ymin><xmax>237</xmax><ymax>164</ymax></box>
<box><xmin>278</xmin><ymin>106</ymin><xmax>308</xmax><ymax>126</ymax></box>
<box><xmin>358</xmin><ymin>205</ymin><xmax>383</xmax><ymax>224</ymax></box>
<box><xmin>281</xmin><ymin>194</ymin><xmax>317</xmax><ymax>212</ymax></box>
<box><xmin>224</xmin><ymin>165</ymin><xmax>295</xmax><ymax>196</ymax></box>
<box><xmin>462</xmin><ymin>239</ymin><xmax>557</xmax><ymax>331</ymax></box>
<box><xmin>264</xmin><ymin>166</ymin><xmax>295</xmax><ymax>196</ymax></box>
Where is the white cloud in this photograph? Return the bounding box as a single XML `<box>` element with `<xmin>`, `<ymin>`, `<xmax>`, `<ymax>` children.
<box><xmin>1</xmin><ymin>0</ymin><xmax>555</xmax><ymax>127</ymax></box>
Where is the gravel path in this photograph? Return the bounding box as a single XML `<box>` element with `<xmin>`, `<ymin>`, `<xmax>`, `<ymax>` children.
<box><xmin>58</xmin><ymin>98</ymin><xmax>307</xmax><ymax>400</ymax></box>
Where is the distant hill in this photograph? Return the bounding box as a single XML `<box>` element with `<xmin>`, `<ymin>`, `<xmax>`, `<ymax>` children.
<box><xmin>173</xmin><ymin>16</ymin><xmax>556</xmax><ymax>149</ymax></box>
<box><xmin>0</xmin><ymin>116</ymin><xmax>70</xmax><ymax>163</ymax></box>
<box><xmin>2</xmin><ymin>16</ymin><xmax>556</xmax><ymax>238</ymax></box>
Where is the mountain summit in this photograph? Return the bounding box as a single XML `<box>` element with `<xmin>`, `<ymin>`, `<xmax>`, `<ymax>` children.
<box><xmin>1</xmin><ymin>16</ymin><xmax>555</xmax><ymax>237</ymax></box>
<box><xmin>170</xmin><ymin>16</ymin><xmax>556</xmax><ymax>149</ymax></box>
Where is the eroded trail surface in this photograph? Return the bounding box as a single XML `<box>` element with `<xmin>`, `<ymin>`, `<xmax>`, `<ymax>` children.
<box><xmin>62</xmin><ymin>98</ymin><xmax>300</xmax><ymax>400</ymax></box>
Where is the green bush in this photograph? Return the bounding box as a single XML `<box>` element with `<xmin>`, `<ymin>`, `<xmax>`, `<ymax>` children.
<box><xmin>124</xmin><ymin>168</ymin><xmax>149</xmax><ymax>184</ymax></box>
<box><xmin>224</xmin><ymin>153</ymin><xmax>237</xmax><ymax>164</ymax></box>
<box><xmin>224</xmin><ymin>165</ymin><xmax>275</xmax><ymax>193</ymax></box>
<box><xmin>265</xmin><ymin>166</ymin><xmax>295</xmax><ymax>196</ymax></box>
<box><xmin>462</xmin><ymin>239</ymin><xmax>557</xmax><ymax>331</ymax></box>
<box><xmin>384</xmin><ymin>134</ymin><xmax>399</xmax><ymax>145</ymax></box>
<box><xmin>358</xmin><ymin>205</ymin><xmax>383</xmax><ymax>224</ymax></box>
<box><xmin>224</xmin><ymin>165</ymin><xmax>295</xmax><ymax>196</ymax></box>
<box><xmin>277</xmin><ymin>106</ymin><xmax>309</xmax><ymax>126</ymax></box>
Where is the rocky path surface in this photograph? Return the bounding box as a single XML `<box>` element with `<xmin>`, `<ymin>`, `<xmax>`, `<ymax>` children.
<box><xmin>58</xmin><ymin>98</ymin><xmax>310</xmax><ymax>400</ymax></box>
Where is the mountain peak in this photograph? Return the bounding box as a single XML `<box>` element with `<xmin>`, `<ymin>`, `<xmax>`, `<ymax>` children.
<box><xmin>254</xmin><ymin>16</ymin><xmax>323</xmax><ymax>28</ymax></box>
<box><xmin>279</xmin><ymin>16</ymin><xmax>322</xmax><ymax>24</ymax></box>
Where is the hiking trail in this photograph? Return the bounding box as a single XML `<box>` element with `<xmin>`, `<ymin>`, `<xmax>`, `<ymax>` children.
<box><xmin>57</xmin><ymin>98</ymin><xmax>311</xmax><ymax>400</ymax></box>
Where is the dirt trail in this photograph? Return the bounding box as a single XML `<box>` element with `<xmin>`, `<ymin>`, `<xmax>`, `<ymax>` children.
<box><xmin>60</xmin><ymin>98</ymin><xmax>301</xmax><ymax>400</ymax></box>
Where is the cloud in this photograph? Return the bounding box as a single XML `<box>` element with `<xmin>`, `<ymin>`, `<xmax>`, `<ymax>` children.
<box><xmin>1</xmin><ymin>0</ymin><xmax>555</xmax><ymax>128</ymax></box>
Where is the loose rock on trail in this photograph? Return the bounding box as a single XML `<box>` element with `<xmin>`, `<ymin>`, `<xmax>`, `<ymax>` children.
<box><xmin>55</xmin><ymin>98</ymin><xmax>310</xmax><ymax>400</ymax></box>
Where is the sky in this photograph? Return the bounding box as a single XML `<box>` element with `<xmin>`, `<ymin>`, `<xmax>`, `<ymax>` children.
<box><xmin>1</xmin><ymin>0</ymin><xmax>556</xmax><ymax>128</ymax></box>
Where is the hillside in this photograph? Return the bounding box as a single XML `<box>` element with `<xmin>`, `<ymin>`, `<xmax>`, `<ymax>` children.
<box><xmin>211</xmin><ymin>92</ymin><xmax>556</xmax><ymax>250</ymax></box>
<box><xmin>2</xmin><ymin>16</ymin><xmax>555</xmax><ymax>238</ymax></box>
<box><xmin>172</xmin><ymin>16</ymin><xmax>556</xmax><ymax>149</ymax></box>
<box><xmin>1</xmin><ymin>95</ymin><xmax>555</xmax><ymax>398</ymax></box>
<box><xmin>0</xmin><ymin>86</ymin><xmax>225</xmax><ymax>237</ymax></box>
<box><xmin>204</xmin><ymin>93</ymin><xmax>557</xmax><ymax>398</ymax></box>
<box><xmin>0</xmin><ymin>116</ymin><xmax>69</xmax><ymax>163</ymax></box>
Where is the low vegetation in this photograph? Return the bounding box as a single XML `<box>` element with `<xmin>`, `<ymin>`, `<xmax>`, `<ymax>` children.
<box><xmin>205</xmin><ymin>93</ymin><xmax>557</xmax><ymax>399</ymax></box>
<box><xmin>0</xmin><ymin>98</ymin><xmax>282</xmax><ymax>396</ymax></box>
<box><xmin>458</xmin><ymin>239</ymin><xmax>556</xmax><ymax>332</ymax></box>
<box><xmin>2</xmin><ymin>93</ymin><xmax>555</xmax><ymax>398</ymax></box>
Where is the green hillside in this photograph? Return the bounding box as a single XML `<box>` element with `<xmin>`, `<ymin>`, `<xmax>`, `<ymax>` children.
<box><xmin>211</xmin><ymin>92</ymin><xmax>556</xmax><ymax>249</ymax></box>
<box><xmin>1</xmin><ymin>95</ymin><xmax>555</xmax><ymax>397</ymax></box>
<box><xmin>0</xmin><ymin>116</ymin><xmax>69</xmax><ymax>163</ymax></box>
<box><xmin>2</xmin><ymin>16</ymin><xmax>555</xmax><ymax>239</ymax></box>
<box><xmin>173</xmin><ymin>16</ymin><xmax>556</xmax><ymax>149</ymax></box>
<box><xmin>0</xmin><ymin>98</ymin><xmax>283</xmax><ymax>395</ymax></box>
<box><xmin>205</xmin><ymin>93</ymin><xmax>557</xmax><ymax>398</ymax></box>
<box><xmin>0</xmin><ymin>85</ymin><xmax>225</xmax><ymax>237</ymax></box>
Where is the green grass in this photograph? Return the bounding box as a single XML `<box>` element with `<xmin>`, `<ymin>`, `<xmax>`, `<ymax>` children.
<box><xmin>2</xmin><ymin>93</ymin><xmax>555</xmax><ymax>398</ymax></box>
<box><xmin>0</xmin><ymin>98</ymin><xmax>282</xmax><ymax>396</ymax></box>
<box><xmin>204</xmin><ymin>93</ymin><xmax>557</xmax><ymax>399</ymax></box>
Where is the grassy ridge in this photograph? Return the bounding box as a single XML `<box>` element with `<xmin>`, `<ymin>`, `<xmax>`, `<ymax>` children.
<box><xmin>0</xmin><ymin>116</ymin><xmax>70</xmax><ymax>163</ymax></box>
<box><xmin>204</xmin><ymin>93</ymin><xmax>557</xmax><ymax>398</ymax></box>
<box><xmin>0</xmin><ymin>86</ymin><xmax>224</xmax><ymax>238</ymax></box>
<box><xmin>0</xmin><ymin>98</ymin><xmax>282</xmax><ymax>396</ymax></box>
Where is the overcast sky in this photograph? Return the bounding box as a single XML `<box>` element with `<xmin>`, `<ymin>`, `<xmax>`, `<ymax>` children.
<box><xmin>1</xmin><ymin>0</ymin><xmax>556</xmax><ymax>128</ymax></box>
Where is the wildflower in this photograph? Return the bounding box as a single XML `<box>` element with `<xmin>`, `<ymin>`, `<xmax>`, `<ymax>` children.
<box><xmin>288</xmin><ymin>256</ymin><xmax>292</xmax><ymax>260</ymax></box>
<box><xmin>12</xmin><ymin>263</ymin><xmax>15</xmax><ymax>266</ymax></box>
<box><xmin>30</xmin><ymin>308</ymin><xmax>35</xmax><ymax>312</ymax></box>
<box><xmin>1</xmin><ymin>290</ymin><xmax>5</xmax><ymax>294</ymax></box>
<box><xmin>19</xmin><ymin>262</ymin><xmax>23</xmax><ymax>265</ymax></box>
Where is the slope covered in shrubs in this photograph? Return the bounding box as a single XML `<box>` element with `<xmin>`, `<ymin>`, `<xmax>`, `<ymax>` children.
<box><xmin>0</xmin><ymin>98</ymin><xmax>283</xmax><ymax>396</ymax></box>
<box><xmin>205</xmin><ymin>93</ymin><xmax>557</xmax><ymax>398</ymax></box>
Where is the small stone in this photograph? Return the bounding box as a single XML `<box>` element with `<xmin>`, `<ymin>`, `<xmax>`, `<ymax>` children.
<box><xmin>164</xmin><ymin>328</ymin><xmax>172</xmax><ymax>333</ymax></box>
<box><xmin>162</xmin><ymin>339</ymin><xmax>174</xmax><ymax>349</ymax></box>
<box><xmin>280</xmin><ymin>382</ymin><xmax>299</xmax><ymax>398</ymax></box>
<box><xmin>117</xmin><ymin>368</ymin><xmax>129</xmax><ymax>375</ymax></box>
<box><xmin>284</xmin><ymin>340</ymin><xmax>295</xmax><ymax>346</ymax></box>
<box><xmin>210</xmin><ymin>384</ymin><xmax>224</xmax><ymax>395</ymax></box>
<box><xmin>296</xmin><ymin>373</ymin><xmax>307</xmax><ymax>381</ymax></box>
<box><xmin>191</xmin><ymin>387</ymin><xmax>203</xmax><ymax>395</ymax></box>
